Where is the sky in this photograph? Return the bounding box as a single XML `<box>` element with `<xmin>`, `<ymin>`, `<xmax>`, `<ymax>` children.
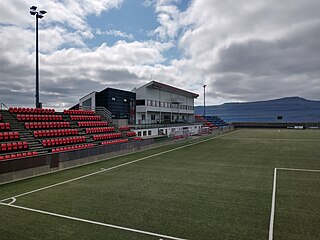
<box><xmin>1</xmin><ymin>0</ymin><xmax>320</xmax><ymax>110</ymax></box>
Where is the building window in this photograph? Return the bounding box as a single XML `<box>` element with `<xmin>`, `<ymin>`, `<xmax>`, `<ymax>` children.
<box><xmin>136</xmin><ymin>99</ymin><xmax>145</xmax><ymax>106</ymax></box>
<box><xmin>142</xmin><ymin>114</ymin><xmax>145</xmax><ymax>120</ymax></box>
<box><xmin>138</xmin><ymin>131</ymin><xmax>141</xmax><ymax>136</ymax></box>
<box><xmin>148</xmin><ymin>130</ymin><xmax>151</xmax><ymax>135</ymax></box>
<box><xmin>143</xmin><ymin>131</ymin><xmax>147</xmax><ymax>136</ymax></box>
<box><xmin>151</xmin><ymin>115</ymin><xmax>155</xmax><ymax>120</ymax></box>
<box><xmin>111</xmin><ymin>97</ymin><xmax>116</xmax><ymax>101</ymax></box>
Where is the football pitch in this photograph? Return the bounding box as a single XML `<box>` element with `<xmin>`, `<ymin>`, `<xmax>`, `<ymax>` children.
<box><xmin>0</xmin><ymin>129</ymin><xmax>319</xmax><ymax>240</ymax></box>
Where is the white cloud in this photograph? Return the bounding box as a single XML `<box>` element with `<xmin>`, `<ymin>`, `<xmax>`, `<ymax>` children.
<box><xmin>96</xmin><ymin>29</ymin><xmax>134</xmax><ymax>40</ymax></box>
<box><xmin>1</xmin><ymin>0</ymin><xmax>320</xmax><ymax>111</ymax></box>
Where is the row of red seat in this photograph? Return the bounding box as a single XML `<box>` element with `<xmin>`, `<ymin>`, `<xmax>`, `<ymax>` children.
<box><xmin>25</xmin><ymin>122</ymin><xmax>70</xmax><ymax>129</ymax></box>
<box><xmin>78</xmin><ymin>121</ymin><xmax>108</xmax><ymax>127</ymax></box>
<box><xmin>52</xmin><ymin>143</ymin><xmax>94</xmax><ymax>153</ymax></box>
<box><xmin>42</xmin><ymin>136</ymin><xmax>86</xmax><ymax>147</ymax></box>
<box><xmin>0</xmin><ymin>151</ymin><xmax>38</xmax><ymax>161</ymax></box>
<box><xmin>133</xmin><ymin>137</ymin><xmax>143</xmax><ymax>141</ymax></box>
<box><xmin>1</xmin><ymin>141</ymin><xmax>28</xmax><ymax>152</ymax></box>
<box><xmin>85</xmin><ymin>127</ymin><xmax>115</xmax><ymax>134</ymax></box>
<box><xmin>9</xmin><ymin>107</ymin><xmax>55</xmax><ymax>114</ymax></box>
<box><xmin>93</xmin><ymin>133</ymin><xmax>122</xmax><ymax>141</ymax></box>
<box><xmin>64</xmin><ymin>109</ymin><xmax>94</xmax><ymax>115</ymax></box>
<box><xmin>119</xmin><ymin>126</ymin><xmax>131</xmax><ymax>131</ymax></box>
<box><xmin>70</xmin><ymin>115</ymin><xmax>101</xmax><ymax>121</ymax></box>
<box><xmin>17</xmin><ymin>114</ymin><xmax>63</xmax><ymax>121</ymax></box>
<box><xmin>173</xmin><ymin>135</ymin><xmax>184</xmax><ymax>139</ymax></box>
<box><xmin>0</xmin><ymin>123</ymin><xmax>10</xmax><ymax>130</ymax></box>
<box><xmin>34</xmin><ymin>129</ymin><xmax>78</xmax><ymax>138</ymax></box>
<box><xmin>0</xmin><ymin>132</ymin><xmax>19</xmax><ymax>141</ymax></box>
<box><xmin>125</xmin><ymin>131</ymin><xmax>136</xmax><ymax>137</ymax></box>
<box><xmin>101</xmin><ymin>139</ymin><xmax>129</xmax><ymax>145</ymax></box>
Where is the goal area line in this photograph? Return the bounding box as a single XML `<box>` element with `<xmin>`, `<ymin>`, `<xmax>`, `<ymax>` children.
<box><xmin>268</xmin><ymin>167</ymin><xmax>320</xmax><ymax>240</ymax></box>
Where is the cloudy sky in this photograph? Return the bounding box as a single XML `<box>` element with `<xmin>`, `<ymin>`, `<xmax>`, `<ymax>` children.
<box><xmin>1</xmin><ymin>0</ymin><xmax>320</xmax><ymax>110</ymax></box>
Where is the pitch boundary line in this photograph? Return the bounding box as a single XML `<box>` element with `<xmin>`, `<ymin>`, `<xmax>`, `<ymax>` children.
<box><xmin>0</xmin><ymin>130</ymin><xmax>237</xmax><ymax>203</ymax></box>
<box><xmin>0</xmin><ymin>202</ymin><xmax>186</xmax><ymax>240</ymax></box>
<box><xmin>224</xmin><ymin>137</ymin><xmax>320</xmax><ymax>142</ymax></box>
<box><xmin>268</xmin><ymin>167</ymin><xmax>320</xmax><ymax>240</ymax></box>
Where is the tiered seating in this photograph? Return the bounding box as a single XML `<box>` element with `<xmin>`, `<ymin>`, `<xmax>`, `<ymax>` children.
<box><xmin>101</xmin><ymin>139</ymin><xmax>129</xmax><ymax>145</ymax></box>
<box><xmin>25</xmin><ymin>122</ymin><xmax>70</xmax><ymax>129</ymax></box>
<box><xmin>1</xmin><ymin>141</ymin><xmax>28</xmax><ymax>152</ymax></box>
<box><xmin>9</xmin><ymin>107</ymin><xmax>55</xmax><ymax>114</ymax></box>
<box><xmin>85</xmin><ymin>127</ymin><xmax>114</xmax><ymax>134</ymax></box>
<box><xmin>78</xmin><ymin>121</ymin><xmax>108</xmax><ymax>127</ymax></box>
<box><xmin>0</xmin><ymin>151</ymin><xmax>38</xmax><ymax>161</ymax></box>
<box><xmin>125</xmin><ymin>131</ymin><xmax>136</xmax><ymax>137</ymax></box>
<box><xmin>33</xmin><ymin>129</ymin><xmax>78</xmax><ymax>138</ymax></box>
<box><xmin>41</xmin><ymin>136</ymin><xmax>86</xmax><ymax>147</ymax></box>
<box><xmin>64</xmin><ymin>110</ymin><xmax>94</xmax><ymax>115</ymax></box>
<box><xmin>52</xmin><ymin>143</ymin><xmax>94</xmax><ymax>153</ymax></box>
<box><xmin>17</xmin><ymin>114</ymin><xmax>63</xmax><ymax>121</ymax></box>
<box><xmin>0</xmin><ymin>132</ymin><xmax>19</xmax><ymax>141</ymax></box>
<box><xmin>119</xmin><ymin>126</ymin><xmax>130</xmax><ymax>131</ymax></box>
<box><xmin>0</xmin><ymin>123</ymin><xmax>10</xmax><ymax>130</ymax></box>
<box><xmin>70</xmin><ymin>115</ymin><xmax>101</xmax><ymax>121</ymax></box>
<box><xmin>93</xmin><ymin>133</ymin><xmax>122</xmax><ymax>141</ymax></box>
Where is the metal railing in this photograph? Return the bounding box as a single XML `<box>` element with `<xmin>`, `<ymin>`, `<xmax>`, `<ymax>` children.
<box><xmin>1</xmin><ymin>103</ymin><xmax>9</xmax><ymax>111</ymax></box>
<box><xmin>79</xmin><ymin>106</ymin><xmax>112</xmax><ymax>121</ymax></box>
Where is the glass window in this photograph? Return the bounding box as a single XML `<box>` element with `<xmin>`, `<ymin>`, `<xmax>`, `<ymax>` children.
<box><xmin>142</xmin><ymin>114</ymin><xmax>145</xmax><ymax>120</ymax></box>
<box><xmin>138</xmin><ymin>131</ymin><xmax>141</xmax><ymax>136</ymax></box>
<box><xmin>151</xmin><ymin>115</ymin><xmax>155</xmax><ymax>120</ymax></box>
<box><xmin>143</xmin><ymin>131</ymin><xmax>147</xmax><ymax>136</ymax></box>
<box><xmin>136</xmin><ymin>99</ymin><xmax>145</xmax><ymax>106</ymax></box>
<box><xmin>148</xmin><ymin>130</ymin><xmax>151</xmax><ymax>135</ymax></box>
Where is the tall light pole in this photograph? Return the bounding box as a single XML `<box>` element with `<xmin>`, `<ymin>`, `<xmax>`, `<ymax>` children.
<box><xmin>203</xmin><ymin>84</ymin><xmax>207</xmax><ymax>117</ymax></box>
<box><xmin>30</xmin><ymin>6</ymin><xmax>47</xmax><ymax>108</ymax></box>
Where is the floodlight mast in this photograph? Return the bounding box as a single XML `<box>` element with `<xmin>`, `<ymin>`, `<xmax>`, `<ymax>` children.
<box><xmin>203</xmin><ymin>84</ymin><xmax>207</xmax><ymax>117</ymax></box>
<box><xmin>30</xmin><ymin>6</ymin><xmax>47</xmax><ymax>108</ymax></box>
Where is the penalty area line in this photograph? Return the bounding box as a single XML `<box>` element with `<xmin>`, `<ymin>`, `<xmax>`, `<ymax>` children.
<box><xmin>268</xmin><ymin>167</ymin><xmax>320</xmax><ymax>240</ymax></box>
<box><xmin>0</xmin><ymin>202</ymin><xmax>187</xmax><ymax>240</ymax></box>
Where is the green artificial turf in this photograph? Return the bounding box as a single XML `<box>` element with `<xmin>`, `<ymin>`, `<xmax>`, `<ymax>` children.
<box><xmin>0</xmin><ymin>129</ymin><xmax>319</xmax><ymax>240</ymax></box>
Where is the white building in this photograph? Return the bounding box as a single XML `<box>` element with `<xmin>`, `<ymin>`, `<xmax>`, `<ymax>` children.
<box><xmin>134</xmin><ymin>81</ymin><xmax>199</xmax><ymax>124</ymax></box>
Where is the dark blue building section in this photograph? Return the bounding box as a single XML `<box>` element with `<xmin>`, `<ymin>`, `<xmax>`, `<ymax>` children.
<box><xmin>96</xmin><ymin>88</ymin><xmax>136</xmax><ymax>124</ymax></box>
<box><xmin>195</xmin><ymin>97</ymin><xmax>320</xmax><ymax>123</ymax></box>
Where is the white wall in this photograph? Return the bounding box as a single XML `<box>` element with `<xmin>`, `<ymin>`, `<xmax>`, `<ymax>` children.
<box><xmin>133</xmin><ymin>124</ymin><xmax>202</xmax><ymax>137</ymax></box>
<box><xmin>79</xmin><ymin>92</ymin><xmax>96</xmax><ymax>109</ymax></box>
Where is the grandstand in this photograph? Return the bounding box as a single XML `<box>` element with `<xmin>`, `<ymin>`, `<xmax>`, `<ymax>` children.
<box><xmin>0</xmin><ymin>107</ymin><xmax>142</xmax><ymax>168</ymax></box>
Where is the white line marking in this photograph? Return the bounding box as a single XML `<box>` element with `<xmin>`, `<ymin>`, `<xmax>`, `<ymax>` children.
<box><xmin>0</xmin><ymin>130</ymin><xmax>237</xmax><ymax>202</ymax></box>
<box><xmin>8</xmin><ymin>197</ymin><xmax>16</xmax><ymax>205</ymax></box>
<box><xmin>268</xmin><ymin>167</ymin><xmax>320</xmax><ymax>240</ymax></box>
<box><xmin>277</xmin><ymin>167</ymin><xmax>320</xmax><ymax>172</ymax></box>
<box><xmin>268</xmin><ymin>168</ymin><xmax>277</xmax><ymax>240</ymax></box>
<box><xmin>224</xmin><ymin>137</ymin><xmax>320</xmax><ymax>142</ymax></box>
<box><xmin>0</xmin><ymin>202</ymin><xmax>187</xmax><ymax>240</ymax></box>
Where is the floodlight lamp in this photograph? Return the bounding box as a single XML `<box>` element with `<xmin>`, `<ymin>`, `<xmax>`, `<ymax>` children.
<box><xmin>30</xmin><ymin>6</ymin><xmax>37</xmax><ymax>11</ymax></box>
<box><xmin>39</xmin><ymin>10</ymin><xmax>47</xmax><ymax>15</ymax></box>
<box><xmin>37</xmin><ymin>14</ymin><xmax>44</xmax><ymax>19</ymax></box>
<box><xmin>30</xmin><ymin>10</ymin><xmax>37</xmax><ymax>15</ymax></box>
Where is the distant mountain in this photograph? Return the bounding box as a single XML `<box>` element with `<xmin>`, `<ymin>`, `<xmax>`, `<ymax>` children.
<box><xmin>195</xmin><ymin>97</ymin><xmax>320</xmax><ymax>123</ymax></box>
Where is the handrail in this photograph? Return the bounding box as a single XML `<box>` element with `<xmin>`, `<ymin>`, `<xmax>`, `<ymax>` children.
<box><xmin>79</xmin><ymin>106</ymin><xmax>112</xmax><ymax>121</ymax></box>
<box><xmin>1</xmin><ymin>103</ymin><xmax>9</xmax><ymax>111</ymax></box>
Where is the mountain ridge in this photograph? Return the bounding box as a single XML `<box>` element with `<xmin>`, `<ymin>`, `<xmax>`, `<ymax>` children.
<box><xmin>195</xmin><ymin>97</ymin><xmax>320</xmax><ymax>123</ymax></box>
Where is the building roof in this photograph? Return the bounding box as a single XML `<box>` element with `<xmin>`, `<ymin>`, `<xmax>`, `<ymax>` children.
<box><xmin>142</xmin><ymin>81</ymin><xmax>199</xmax><ymax>98</ymax></box>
